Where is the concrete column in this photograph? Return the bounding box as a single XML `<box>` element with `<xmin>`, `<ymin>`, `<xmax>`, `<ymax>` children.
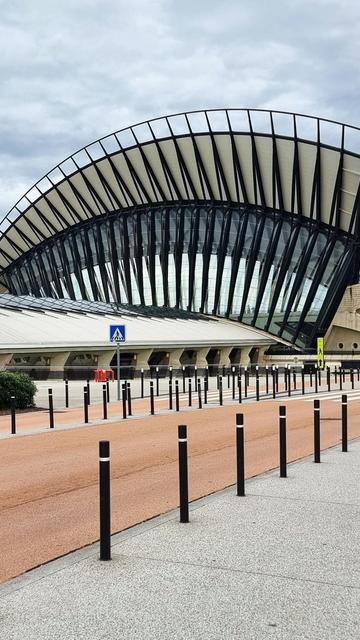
<box><xmin>218</xmin><ymin>347</ymin><xmax>232</xmax><ymax>366</ymax></box>
<box><xmin>240</xmin><ymin>347</ymin><xmax>253</xmax><ymax>367</ymax></box>
<box><xmin>195</xmin><ymin>347</ymin><xmax>210</xmax><ymax>368</ymax></box>
<box><xmin>0</xmin><ymin>353</ymin><xmax>13</xmax><ymax>370</ymax></box>
<box><xmin>256</xmin><ymin>347</ymin><xmax>268</xmax><ymax>364</ymax></box>
<box><xmin>47</xmin><ymin>351</ymin><xmax>71</xmax><ymax>379</ymax></box>
<box><xmin>168</xmin><ymin>348</ymin><xmax>184</xmax><ymax>369</ymax></box>
<box><xmin>94</xmin><ymin>350</ymin><xmax>116</xmax><ymax>369</ymax></box>
<box><xmin>134</xmin><ymin>349</ymin><xmax>153</xmax><ymax>369</ymax></box>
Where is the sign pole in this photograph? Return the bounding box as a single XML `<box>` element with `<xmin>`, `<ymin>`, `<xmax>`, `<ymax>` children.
<box><xmin>116</xmin><ymin>341</ymin><xmax>120</xmax><ymax>401</ymax></box>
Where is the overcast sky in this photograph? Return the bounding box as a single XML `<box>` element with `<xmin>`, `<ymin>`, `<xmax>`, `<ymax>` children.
<box><xmin>0</xmin><ymin>0</ymin><xmax>359</xmax><ymax>218</ymax></box>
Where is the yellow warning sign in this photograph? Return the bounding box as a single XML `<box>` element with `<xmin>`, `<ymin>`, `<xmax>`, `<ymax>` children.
<box><xmin>317</xmin><ymin>337</ymin><xmax>324</xmax><ymax>369</ymax></box>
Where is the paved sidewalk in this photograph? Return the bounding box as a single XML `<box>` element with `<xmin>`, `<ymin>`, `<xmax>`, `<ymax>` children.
<box><xmin>1</xmin><ymin>442</ymin><xmax>359</xmax><ymax>639</ymax></box>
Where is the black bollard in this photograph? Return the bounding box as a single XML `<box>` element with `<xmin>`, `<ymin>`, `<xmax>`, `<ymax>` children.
<box><xmin>188</xmin><ymin>378</ymin><xmax>192</xmax><ymax>407</ymax></box>
<box><xmin>156</xmin><ymin>367</ymin><xmax>159</xmax><ymax>397</ymax></box>
<box><xmin>310</xmin><ymin>369</ymin><xmax>313</xmax><ymax>387</ymax></box>
<box><xmin>102</xmin><ymin>383</ymin><xmax>107</xmax><ymax>420</ymax></box>
<box><xmin>127</xmin><ymin>381</ymin><xmax>132</xmax><ymax>416</ymax></box>
<box><xmin>358</xmin><ymin>368</ymin><xmax>360</xmax><ymax>382</ymax></box>
<box><xmin>315</xmin><ymin>366</ymin><xmax>318</xmax><ymax>394</ymax></box>
<box><xmin>279</xmin><ymin>405</ymin><xmax>287</xmax><ymax>478</ymax></box>
<box><xmin>284</xmin><ymin>366</ymin><xmax>288</xmax><ymax>390</ymax></box>
<box><xmin>293</xmin><ymin>368</ymin><xmax>296</xmax><ymax>391</ymax></box>
<box><xmin>276</xmin><ymin>366</ymin><xmax>279</xmax><ymax>393</ymax></box>
<box><xmin>265</xmin><ymin>366</ymin><xmax>269</xmax><ymax>395</ymax></box>
<box><xmin>83</xmin><ymin>386</ymin><xmax>89</xmax><ymax>424</ymax></box>
<box><xmin>236</xmin><ymin>413</ymin><xmax>245</xmax><ymax>496</ymax></box>
<box><xmin>10</xmin><ymin>395</ymin><xmax>16</xmax><ymax>435</ymax></box>
<box><xmin>106</xmin><ymin>379</ymin><xmax>110</xmax><ymax>403</ymax></box>
<box><xmin>219</xmin><ymin>375</ymin><xmax>223</xmax><ymax>406</ymax></box>
<box><xmin>340</xmin><ymin>368</ymin><xmax>343</xmax><ymax>391</ymax></box>
<box><xmin>87</xmin><ymin>379</ymin><xmax>91</xmax><ymax>405</ymax></box>
<box><xmin>175</xmin><ymin>379</ymin><xmax>180</xmax><ymax>412</ymax></box>
<box><xmin>334</xmin><ymin>366</ymin><xmax>338</xmax><ymax>384</ymax></box>
<box><xmin>178</xmin><ymin>425</ymin><xmax>189</xmax><ymax>523</ymax></box>
<box><xmin>272</xmin><ymin>367</ymin><xmax>276</xmax><ymax>399</ymax></box>
<box><xmin>65</xmin><ymin>378</ymin><xmax>69</xmax><ymax>408</ymax></box>
<box><xmin>48</xmin><ymin>388</ymin><xmax>54</xmax><ymax>429</ymax></box>
<box><xmin>99</xmin><ymin>440</ymin><xmax>111</xmax><ymax>561</ymax></box>
<box><xmin>197</xmin><ymin>378</ymin><xmax>202</xmax><ymax>409</ymax></box>
<box><xmin>255</xmin><ymin>366</ymin><xmax>259</xmax><ymax>401</ymax></box>
<box><xmin>150</xmin><ymin>380</ymin><xmax>155</xmax><ymax>415</ymax></box>
<box><xmin>182</xmin><ymin>366</ymin><xmax>186</xmax><ymax>394</ymax></box>
<box><xmin>314</xmin><ymin>399</ymin><xmax>320</xmax><ymax>463</ymax></box>
<box><xmin>341</xmin><ymin>394</ymin><xmax>348</xmax><ymax>452</ymax></box>
<box><xmin>204</xmin><ymin>376</ymin><xmax>208</xmax><ymax>404</ymax></box>
<box><xmin>194</xmin><ymin>365</ymin><xmax>198</xmax><ymax>388</ymax></box>
<box><xmin>327</xmin><ymin>366</ymin><xmax>331</xmax><ymax>392</ymax></box>
<box><xmin>169</xmin><ymin>366</ymin><xmax>173</xmax><ymax>384</ymax></box>
<box><xmin>244</xmin><ymin>368</ymin><xmax>248</xmax><ymax>398</ymax></box>
<box><xmin>238</xmin><ymin>374</ymin><xmax>242</xmax><ymax>403</ymax></box>
<box><xmin>351</xmin><ymin>369</ymin><xmax>354</xmax><ymax>390</ymax></box>
<box><xmin>141</xmin><ymin>368</ymin><xmax>144</xmax><ymax>399</ymax></box>
<box><xmin>301</xmin><ymin>366</ymin><xmax>305</xmax><ymax>395</ymax></box>
<box><xmin>122</xmin><ymin>383</ymin><xmax>127</xmax><ymax>419</ymax></box>
<box><xmin>232</xmin><ymin>367</ymin><xmax>236</xmax><ymax>400</ymax></box>
<box><xmin>287</xmin><ymin>367</ymin><xmax>291</xmax><ymax>397</ymax></box>
<box><xmin>318</xmin><ymin>368</ymin><xmax>321</xmax><ymax>386</ymax></box>
<box><xmin>169</xmin><ymin>379</ymin><xmax>173</xmax><ymax>410</ymax></box>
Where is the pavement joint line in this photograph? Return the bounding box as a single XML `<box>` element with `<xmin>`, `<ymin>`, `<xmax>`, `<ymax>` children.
<box><xmin>112</xmin><ymin>552</ymin><xmax>360</xmax><ymax>592</ymax></box>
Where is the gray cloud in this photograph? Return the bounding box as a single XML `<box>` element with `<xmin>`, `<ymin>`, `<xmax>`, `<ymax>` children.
<box><xmin>0</xmin><ymin>0</ymin><xmax>359</xmax><ymax>216</ymax></box>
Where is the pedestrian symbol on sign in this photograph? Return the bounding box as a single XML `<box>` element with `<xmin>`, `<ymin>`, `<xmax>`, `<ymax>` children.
<box><xmin>109</xmin><ymin>325</ymin><xmax>126</xmax><ymax>343</ymax></box>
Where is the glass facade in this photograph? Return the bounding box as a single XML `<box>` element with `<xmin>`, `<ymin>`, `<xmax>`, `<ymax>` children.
<box><xmin>3</xmin><ymin>203</ymin><xmax>355</xmax><ymax>348</ymax></box>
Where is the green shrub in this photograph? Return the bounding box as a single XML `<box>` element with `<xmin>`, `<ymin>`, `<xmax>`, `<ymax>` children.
<box><xmin>0</xmin><ymin>372</ymin><xmax>37</xmax><ymax>410</ymax></box>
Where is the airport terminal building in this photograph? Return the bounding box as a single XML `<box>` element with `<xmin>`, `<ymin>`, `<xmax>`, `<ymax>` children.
<box><xmin>1</xmin><ymin>109</ymin><xmax>360</xmax><ymax>376</ymax></box>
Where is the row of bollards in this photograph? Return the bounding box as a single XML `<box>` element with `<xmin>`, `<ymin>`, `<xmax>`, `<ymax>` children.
<box><xmin>98</xmin><ymin>396</ymin><xmax>350</xmax><ymax>561</ymax></box>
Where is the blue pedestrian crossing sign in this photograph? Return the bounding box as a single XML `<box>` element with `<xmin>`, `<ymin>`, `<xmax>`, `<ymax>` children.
<box><xmin>109</xmin><ymin>324</ymin><xmax>126</xmax><ymax>343</ymax></box>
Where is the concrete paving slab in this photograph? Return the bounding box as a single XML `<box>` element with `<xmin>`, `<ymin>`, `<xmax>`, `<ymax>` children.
<box><xmin>1</xmin><ymin>441</ymin><xmax>359</xmax><ymax>639</ymax></box>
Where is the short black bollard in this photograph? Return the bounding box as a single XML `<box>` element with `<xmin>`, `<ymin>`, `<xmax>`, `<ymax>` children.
<box><xmin>287</xmin><ymin>367</ymin><xmax>291</xmax><ymax>397</ymax></box>
<box><xmin>310</xmin><ymin>369</ymin><xmax>313</xmax><ymax>387</ymax></box>
<box><xmin>122</xmin><ymin>383</ymin><xmax>127</xmax><ymax>419</ymax></box>
<box><xmin>156</xmin><ymin>367</ymin><xmax>160</xmax><ymax>397</ymax></box>
<box><xmin>340</xmin><ymin>368</ymin><xmax>343</xmax><ymax>391</ymax></box>
<box><xmin>188</xmin><ymin>378</ymin><xmax>192</xmax><ymax>407</ymax></box>
<box><xmin>284</xmin><ymin>366</ymin><xmax>287</xmax><ymax>390</ymax></box>
<box><xmin>255</xmin><ymin>366</ymin><xmax>259</xmax><ymax>401</ymax></box>
<box><xmin>10</xmin><ymin>395</ymin><xmax>16</xmax><ymax>435</ymax></box>
<box><xmin>244</xmin><ymin>368</ymin><xmax>248</xmax><ymax>398</ymax></box>
<box><xmin>150</xmin><ymin>380</ymin><xmax>155</xmax><ymax>415</ymax></box>
<box><xmin>204</xmin><ymin>376</ymin><xmax>208</xmax><ymax>404</ymax></box>
<box><xmin>276</xmin><ymin>366</ymin><xmax>279</xmax><ymax>393</ymax></box>
<box><xmin>106</xmin><ymin>379</ymin><xmax>110</xmax><ymax>403</ymax></box>
<box><xmin>358</xmin><ymin>368</ymin><xmax>360</xmax><ymax>382</ymax></box>
<box><xmin>315</xmin><ymin>366</ymin><xmax>318</xmax><ymax>394</ymax></box>
<box><xmin>48</xmin><ymin>388</ymin><xmax>54</xmax><ymax>429</ymax></box>
<box><xmin>99</xmin><ymin>440</ymin><xmax>111</xmax><ymax>561</ymax></box>
<box><xmin>169</xmin><ymin>379</ymin><xmax>173</xmax><ymax>410</ymax></box>
<box><xmin>87</xmin><ymin>379</ymin><xmax>91</xmax><ymax>405</ymax></box>
<box><xmin>197</xmin><ymin>378</ymin><xmax>202</xmax><ymax>409</ymax></box>
<box><xmin>194</xmin><ymin>365</ymin><xmax>198</xmax><ymax>387</ymax></box>
<box><xmin>175</xmin><ymin>379</ymin><xmax>180</xmax><ymax>412</ymax></box>
<box><xmin>314</xmin><ymin>399</ymin><xmax>320</xmax><ymax>463</ymax></box>
<box><xmin>265</xmin><ymin>366</ymin><xmax>269</xmax><ymax>395</ymax></box>
<box><xmin>182</xmin><ymin>366</ymin><xmax>186</xmax><ymax>394</ymax></box>
<box><xmin>178</xmin><ymin>425</ymin><xmax>189</xmax><ymax>523</ymax></box>
<box><xmin>272</xmin><ymin>367</ymin><xmax>276</xmax><ymax>399</ymax></box>
<box><xmin>169</xmin><ymin>366</ymin><xmax>173</xmax><ymax>383</ymax></box>
<box><xmin>327</xmin><ymin>366</ymin><xmax>331</xmax><ymax>392</ymax></box>
<box><xmin>238</xmin><ymin>374</ymin><xmax>242</xmax><ymax>403</ymax></box>
<box><xmin>65</xmin><ymin>378</ymin><xmax>69</xmax><ymax>408</ymax></box>
<box><xmin>232</xmin><ymin>368</ymin><xmax>236</xmax><ymax>400</ymax></box>
<box><xmin>335</xmin><ymin>366</ymin><xmax>338</xmax><ymax>384</ymax></box>
<box><xmin>141</xmin><ymin>368</ymin><xmax>144</xmax><ymax>399</ymax></box>
<box><xmin>279</xmin><ymin>405</ymin><xmax>287</xmax><ymax>478</ymax></box>
<box><xmin>318</xmin><ymin>368</ymin><xmax>321</xmax><ymax>386</ymax></box>
<box><xmin>351</xmin><ymin>369</ymin><xmax>354</xmax><ymax>390</ymax></box>
<box><xmin>219</xmin><ymin>375</ymin><xmax>223</xmax><ymax>406</ymax></box>
<box><xmin>83</xmin><ymin>386</ymin><xmax>89</xmax><ymax>424</ymax></box>
<box><xmin>293</xmin><ymin>368</ymin><xmax>296</xmax><ymax>391</ymax></box>
<box><xmin>341</xmin><ymin>394</ymin><xmax>348</xmax><ymax>452</ymax></box>
<box><xmin>102</xmin><ymin>384</ymin><xmax>108</xmax><ymax>420</ymax></box>
<box><xmin>301</xmin><ymin>366</ymin><xmax>305</xmax><ymax>395</ymax></box>
<box><xmin>236</xmin><ymin>413</ymin><xmax>245</xmax><ymax>496</ymax></box>
<box><xmin>127</xmin><ymin>382</ymin><xmax>132</xmax><ymax>416</ymax></box>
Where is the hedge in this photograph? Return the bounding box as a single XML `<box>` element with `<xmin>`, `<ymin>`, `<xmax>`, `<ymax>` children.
<box><xmin>0</xmin><ymin>372</ymin><xmax>37</xmax><ymax>410</ymax></box>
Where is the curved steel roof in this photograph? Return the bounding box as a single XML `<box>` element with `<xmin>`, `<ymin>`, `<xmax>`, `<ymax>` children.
<box><xmin>1</xmin><ymin>108</ymin><xmax>360</xmax><ymax>278</ymax></box>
